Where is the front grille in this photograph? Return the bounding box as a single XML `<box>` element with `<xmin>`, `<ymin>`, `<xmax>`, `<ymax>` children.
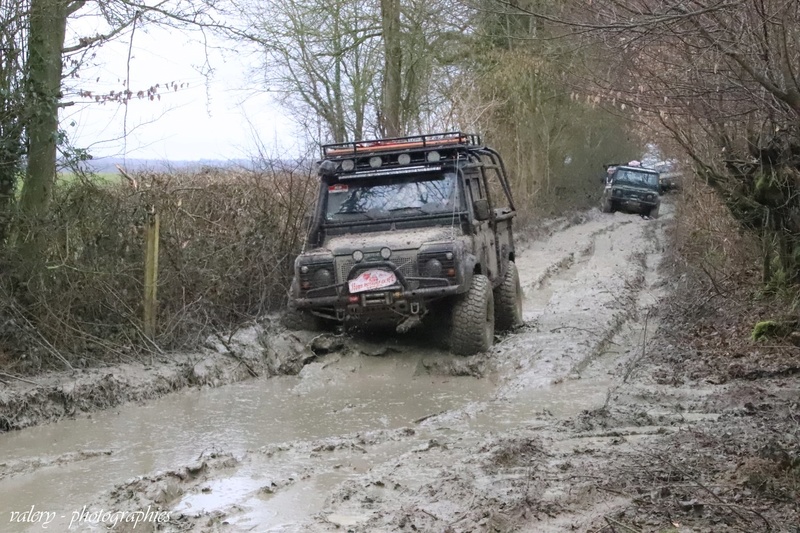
<box><xmin>626</xmin><ymin>192</ymin><xmax>654</xmax><ymax>201</ymax></box>
<box><xmin>336</xmin><ymin>251</ymin><xmax>417</xmax><ymax>283</ymax></box>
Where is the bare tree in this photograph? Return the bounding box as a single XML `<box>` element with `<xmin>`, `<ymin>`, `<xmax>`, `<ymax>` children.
<box><xmin>13</xmin><ymin>0</ymin><xmax>222</xmax><ymax>258</ymax></box>
<box><xmin>0</xmin><ymin>0</ymin><xmax>27</xmax><ymax>242</ymax></box>
<box><xmin>380</xmin><ymin>0</ymin><xmax>402</xmax><ymax>136</ymax></box>
<box><xmin>237</xmin><ymin>0</ymin><xmax>382</xmax><ymax>143</ymax></box>
<box><xmin>233</xmin><ymin>0</ymin><xmax>468</xmax><ymax>143</ymax></box>
<box><xmin>444</xmin><ymin>0</ymin><xmax>639</xmax><ymax>208</ymax></box>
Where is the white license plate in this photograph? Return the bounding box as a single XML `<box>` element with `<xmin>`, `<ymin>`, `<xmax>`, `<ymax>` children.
<box><xmin>348</xmin><ymin>269</ymin><xmax>398</xmax><ymax>293</ymax></box>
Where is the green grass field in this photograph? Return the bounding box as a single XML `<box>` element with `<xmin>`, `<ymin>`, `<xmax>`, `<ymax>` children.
<box><xmin>57</xmin><ymin>172</ymin><xmax>121</xmax><ymax>186</ymax></box>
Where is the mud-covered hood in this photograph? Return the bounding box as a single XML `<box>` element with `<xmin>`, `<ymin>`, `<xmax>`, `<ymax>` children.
<box><xmin>323</xmin><ymin>226</ymin><xmax>461</xmax><ymax>254</ymax></box>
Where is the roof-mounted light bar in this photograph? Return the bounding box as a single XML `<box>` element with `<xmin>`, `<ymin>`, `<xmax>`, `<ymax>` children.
<box><xmin>338</xmin><ymin>165</ymin><xmax>442</xmax><ymax>180</ymax></box>
<box><xmin>322</xmin><ymin>132</ymin><xmax>480</xmax><ymax>158</ymax></box>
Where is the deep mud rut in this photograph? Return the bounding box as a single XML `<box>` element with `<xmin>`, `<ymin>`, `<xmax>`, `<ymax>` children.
<box><xmin>2</xmin><ymin>203</ymin><xmax>793</xmax><ymax>532</ymax></box>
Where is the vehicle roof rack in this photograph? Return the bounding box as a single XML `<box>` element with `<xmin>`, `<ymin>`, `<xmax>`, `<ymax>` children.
<box><xmin>616</xmin><ymin>165</ymin><xmax>660</xmax><ymax>173</ymax></box>
<box><xmin>322</xmin><ymin>132</ymin><xmax>481</xmax><ymax>158</ymax></box>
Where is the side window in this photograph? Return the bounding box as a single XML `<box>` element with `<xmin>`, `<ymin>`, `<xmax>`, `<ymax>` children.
<box><xmin>468</xmin><ymin>175</ymin><xmax>485</xmax><ymax>202</ymax></box>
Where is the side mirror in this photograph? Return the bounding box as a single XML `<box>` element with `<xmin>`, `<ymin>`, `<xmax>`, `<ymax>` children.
<box><xmin>473</xmin><ymin>199</ymin><xmax>491</xmax><ymax>221</ymax></box>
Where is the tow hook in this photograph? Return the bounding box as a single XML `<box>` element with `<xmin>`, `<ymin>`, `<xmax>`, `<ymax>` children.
<box><xmin>396</xmin><ymin>314</ymin><xmax>422</xmax><ymax>333</ymax></box>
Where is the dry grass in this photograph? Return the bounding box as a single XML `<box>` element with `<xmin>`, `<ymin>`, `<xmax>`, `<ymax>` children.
<box><xmin>0</xmin><ymin>165</ymin><xmax>316</xmax><ymax>372</ymax></box>
<box><xmin>671</xmin><ymin>174</ymin><xmax>762</xmax><ymax>298</ymax></box>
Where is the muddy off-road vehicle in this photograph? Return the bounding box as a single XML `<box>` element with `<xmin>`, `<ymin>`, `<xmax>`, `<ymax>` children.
<box><xmin>601</xmin><ymin>165</ymin><xmax>661</xmax><ymax>218</ymax></box>
<box><xmin>287</xmin><ymin>132</ymin><xmax>521</xmax><ymax>355</ymax></box>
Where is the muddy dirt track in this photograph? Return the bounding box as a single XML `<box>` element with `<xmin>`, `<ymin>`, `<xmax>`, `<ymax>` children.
<box><xmin>1</xmin><ymin>202</ymin><xmax>797</xmax><ymax>532</ymax></box>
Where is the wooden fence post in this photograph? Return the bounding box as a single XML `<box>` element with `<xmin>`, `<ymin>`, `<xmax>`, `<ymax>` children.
<box><xmin>143</xmin><ymin>207</ymin><xmax>160</xmax><ymax>339</ymax></box>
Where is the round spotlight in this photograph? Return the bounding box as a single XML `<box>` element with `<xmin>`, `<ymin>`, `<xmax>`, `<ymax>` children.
<box><xmin>352</xmin><ymin>250</ymin><xmax>364</xmax><ymax>262</ymax></box>
<box><xmin>423</xmin><ymin>258</ymin><xmax>443</xmax><ymax>277</ymax></box>
<box><xmin>445</xmin><ymin>252</ymin><xmax>454</xmax><ymax>260</ymax></box>
<box><xmin>369</xmin><ymin>156</ymin><xmax>383</xmax><ymax>168</ymax></box>
<box><xmin>398</xmin><ymin>153</ymin><xmax>411</xmax><ymax>165</ymax></box>
<box><xmin>341</xmin><ymin>159</ymin><xmax>355</xmax><ymax>171</ymax></box>
<box><xmin>300</xmin><ymin>265</ymin><xmax>309</xmax><ymax>274</ymax></box>
<box><xmin>312</xmin><ymin>268</ymin><xmax>333</xmax><ymax>287</ymax></box>
<box><xmin>380</xmin><ymin>247</ymin><xmax>392</xmax><ymax>260</ymax></box>
<box><xmin>426</xmin><ymin>151</ymin><xmax>440</xmax><ymax>162</ymax></box>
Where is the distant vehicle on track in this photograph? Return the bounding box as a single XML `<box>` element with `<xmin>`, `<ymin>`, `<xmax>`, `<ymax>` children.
<box><xmin>601</xmin><ymin>165</ymin><xmax>661</xmax><ymax>218</ymax></box>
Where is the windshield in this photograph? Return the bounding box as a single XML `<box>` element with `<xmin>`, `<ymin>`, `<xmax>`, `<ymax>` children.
<box><xmin>612</xmin><ymin>169</ymin><xmax>659</xmax><ymax>189</ymax></box>
<box><xmin>324</xmin><ymin>172</ymin><xmax>461</xmax><ymax>222</ymax></box>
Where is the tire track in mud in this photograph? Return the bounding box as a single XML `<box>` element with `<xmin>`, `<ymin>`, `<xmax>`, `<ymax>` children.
<box><xmin>493</xmin><ymin>212</ymin><xmax>654</xmax><ymax>395</ymax></box>
<box><xmin>518</xmin><ymin>215</ymin><xmax>633</xmax><ymax>295</ymax></box>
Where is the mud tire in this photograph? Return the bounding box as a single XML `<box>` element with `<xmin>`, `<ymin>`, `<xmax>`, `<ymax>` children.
<box><xmin>281</xmin><ymin>307</ymin><xmax>324</xmax><ymax>332</ymax></box>
<box><xmin>450</xmin><ymin>274</ymin><xmax>495</xmax><ymax>355</ymax></box>
<box><xmin>494</xmin><ymin>262</ymin><xmax>523</xmax><ymax>331</ymax></box>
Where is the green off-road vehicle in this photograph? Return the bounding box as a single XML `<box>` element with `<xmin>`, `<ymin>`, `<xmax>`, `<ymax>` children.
<box><xmin>601</xmin><ymin>165</ymin><xmax>661</xmax><ymax>218</ymax></box>
<box><xmin>287</xmin><ymin>132</ymin><xmax>521</xmax><ymax>355</ymax></box>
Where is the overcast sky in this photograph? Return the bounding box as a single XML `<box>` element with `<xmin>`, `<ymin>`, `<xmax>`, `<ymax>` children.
<box><xmin>61</xmin><ymin>21</ymin><xmax>302</xmax><ymax>162</ymax></box>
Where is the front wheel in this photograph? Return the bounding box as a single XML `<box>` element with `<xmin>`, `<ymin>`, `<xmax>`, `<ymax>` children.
<box><xmin>281</xmin><ymin>306</ymin><xmax>324</xmax><ymax>332</ymax></box>
<box><xmin>494</xmin><ymin>262</ymin><xmax>523</xmax><ymax>331</ymax></box>
<box><xmin>450</xmin><ymin>274</ymin><xmax>495</xmax><ymax>356</ymax></box>
<box><xmin>650</xmin><ymin>205</ymin><xmax>660</xmax><ymax>219</ymax></box>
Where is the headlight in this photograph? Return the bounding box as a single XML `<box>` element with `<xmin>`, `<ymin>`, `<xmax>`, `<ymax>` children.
<box><xmin>300</xmin><ymin>265</ymin><xmax>309</xmax><ymax>274</ymax></box>
<box><xmin>312</xmin><ymin>268</ymin><xmax>333</xmax><ymax>287</ymax></box>
<box><xmin>613</xmin><ymin>189</ymin><xmax>622</xmax><ymax>197</ymax></box>
<box><xmin>422</xmin><ymin>258</ymin><xmax>443</xmax><ymax>277</ymax></box>
<box><xmin>418</xmin><ymin>250</ymin><xmax>456</xmax><ymax>282</ymax></box>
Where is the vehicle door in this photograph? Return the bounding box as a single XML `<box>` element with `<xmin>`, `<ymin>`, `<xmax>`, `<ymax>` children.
<box><xmin>465</xmin><ymin>169</ymin><xmax>498</xmax><ymax>279</ymax></box>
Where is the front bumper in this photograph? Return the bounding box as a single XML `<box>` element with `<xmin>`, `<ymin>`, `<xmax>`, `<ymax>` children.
<box><xmin>618</xmin><ymin>198</ymin><xmax>658</xmax><ymax>209</ymax></box>
<box><xmin>292</xmin><ymin>259</ymin><xmax>462</xmax><ymax>322</ymax></box>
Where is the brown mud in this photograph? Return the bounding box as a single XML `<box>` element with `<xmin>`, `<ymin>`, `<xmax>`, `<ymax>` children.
<box><xmin>1</xmin><ymin>201</ymin><xmax>797</xmax><ymax>532</ymax></box>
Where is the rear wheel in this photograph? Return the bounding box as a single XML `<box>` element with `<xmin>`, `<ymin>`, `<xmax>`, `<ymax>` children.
<box><xmin>494</xmin><ymin>262</ymin><xmax>523</xmax><ymax>331</ymax></box>
<box><xmin>450</xmin><ymin>274</ymin><xmax>495</xmax><ymax>355</ymax></box>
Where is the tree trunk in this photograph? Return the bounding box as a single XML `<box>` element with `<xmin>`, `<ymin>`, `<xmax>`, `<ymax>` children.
<box><xmin>0</xmin><ymin>0</ymin><xmax>25</xmax><ymax>244</ymax></box>
<box><xmin>380</xmin><ymin>0</ymin><xmax>402</xmax><ymax>137</ymax></box>
<box><xmin>0</xmin><ymin>134</ymin><xmax>21</xmax><ymax>244</ymax></box>
<box><xmin>19</xmin><ymin>0</ymin><xmax>69</xmax><ymax>224</ymax></box>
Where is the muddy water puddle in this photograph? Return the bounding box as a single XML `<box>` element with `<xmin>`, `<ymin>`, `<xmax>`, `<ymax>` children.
<box><xmin>0</xmin><ymin>348</ymin><xmax>626</xmax><ymax>533</ymax></box>
<box><xmin>0</xmin><ymin>354</ymin><xmax>494</xmax><ymax>532</ymax></box>
<box><xmin>193</xmin><ymin>374</ymin><xmax>623</xmax><ymax>532</ymax></box>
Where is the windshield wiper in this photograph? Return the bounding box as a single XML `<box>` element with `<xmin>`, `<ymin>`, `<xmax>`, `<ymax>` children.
<box><xmin>334</xmin><ymin>209</ymin><xmax>379</xmax><ymax>220</ymax></box>
<box><xmin>388</xmin><ymin>204</ymin><xmax>448</xmax><ymax>215</ymax></box>
<box><xmin>388</xmin><ymin>206</ymin><xmax>425</xmax><ymax>213</ymax></box>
